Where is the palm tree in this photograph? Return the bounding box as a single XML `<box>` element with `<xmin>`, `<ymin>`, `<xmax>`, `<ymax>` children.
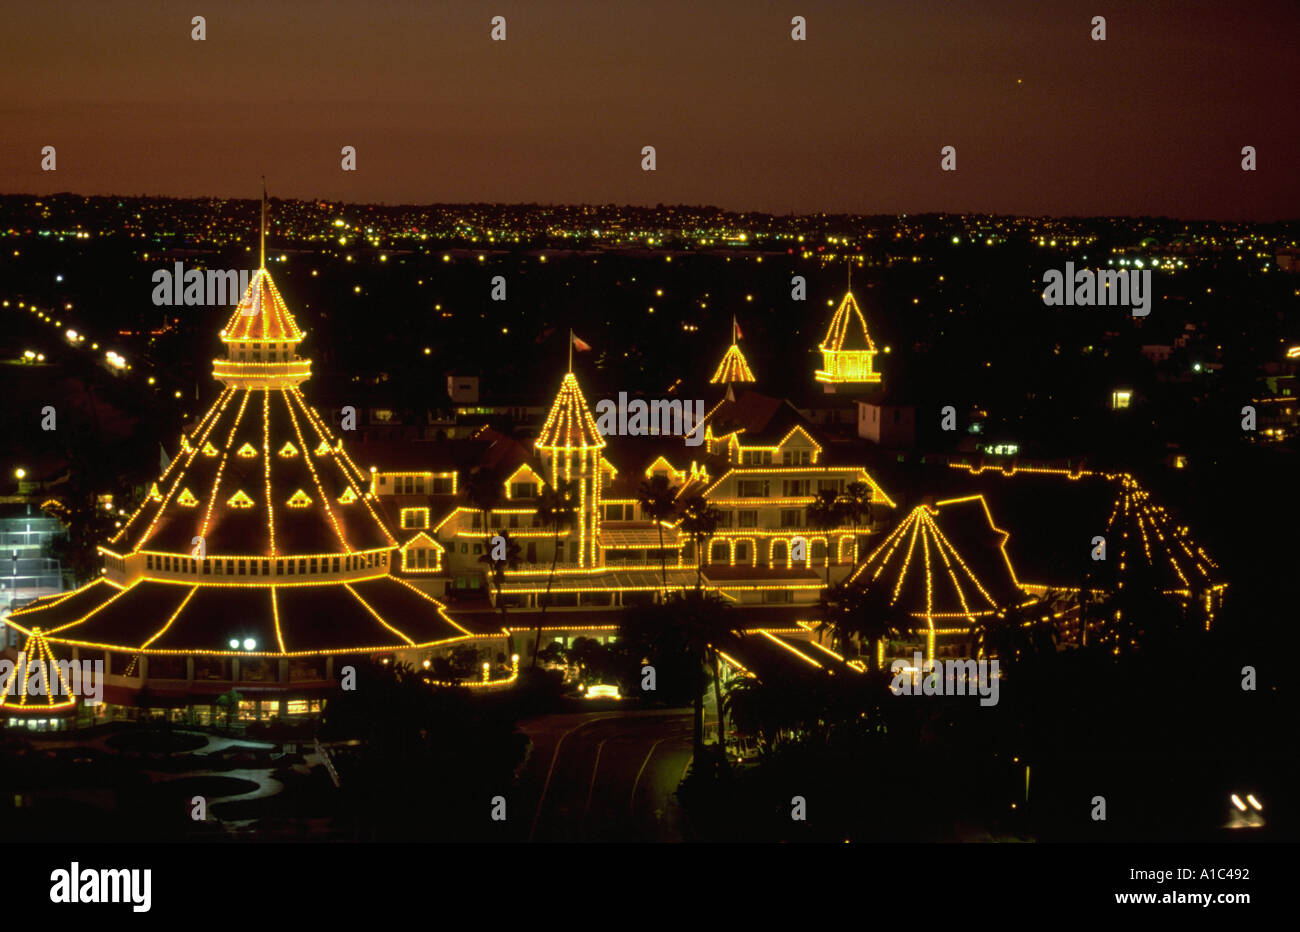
<box><xmin>646</xmin><ymin>590</ymin><xmax>739</xmax><ymax>760</ymax></box>
<box><xmin>817</xmin><ymin>580</ymin><xmax>910</xmax><ymax>670</ymax></box>
<box><xmin>677</xmin><ymin>494</ymin><xmax>721</xmax><ymax>590</ymax></box>
<box><xmin>976</xmin><ymin>594</ymin><xmax>1057</xmax><ymax>664</ymax></box>
<box><xmin>464</xmin><ymin>466</ymin><xmax>502</xmax><ymax>557</ymax></box>
<box><xmin>805</xmin><ymin>489</ymin><xmax>845</xmax><ymax>588</ymax></box>
<box><xmin>840</xmin><ymin>481</ymin><xmax>874</xmax><ymax>563</ymax></box>
<box><xmin>478</xmin><ymin>529</ymin><xmax>522</xmax><ymax>626</ymax></box>
<box><xmin>636</xmin><ymin>474</ymin><xmax>679</xmax><ymax>594</ymax></box>
<box><xmin>531</xmin><ymin>479</ymin><xmax>577</xmax><ymax>666</ymax></box>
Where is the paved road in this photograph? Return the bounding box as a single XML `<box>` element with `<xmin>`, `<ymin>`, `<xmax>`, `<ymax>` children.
<box><xmin>515</xmin><ymin>708</ymin><xmax>696</xmax><ymax>842</ymax></box>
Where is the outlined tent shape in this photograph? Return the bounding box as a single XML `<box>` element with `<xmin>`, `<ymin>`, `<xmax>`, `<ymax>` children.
<box><xmin>847</xmin><ymin>496</ymin><xmax>1026</xmax><ymax>658</ymax></box>
<box><xmin>0</xmin><ymin>628</ymin><xmax>77</xmax><ymax>713</ymax></box>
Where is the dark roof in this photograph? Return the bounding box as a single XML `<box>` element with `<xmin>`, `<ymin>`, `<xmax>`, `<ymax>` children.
<box><xmin>706</xmin><ymin>389</ymin><xmax>817</xmax><ymax>444</ymax></box>
<box><xmin>9</xmin><ymin>576</ymin><xmax>471</xmax><ymax>655</ymax></box>
<box><xmin>110</xmin><ymin>387</ymin><xmax>392</xmax><ymax>557</ymax></box>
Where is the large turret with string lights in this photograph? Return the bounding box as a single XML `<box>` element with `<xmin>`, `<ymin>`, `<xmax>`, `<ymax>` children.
<box><xmin>815</xmin><ymin>265</ymin><xmax>883</xmax><ymax>388</ymax></box>
<box><xmin>7</xmin><ymin>187</ymin><xmax>471</xmax><ymax>710</ymax></box>
<box><xmin>533</xmin><ymin>331</ymin><xmax>606</xmax><ymax>569</ymax></box>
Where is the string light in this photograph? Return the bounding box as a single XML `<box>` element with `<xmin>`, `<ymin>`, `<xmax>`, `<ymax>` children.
<box><xmin>815</xmin><ymin>291</ymin><xmax>882</xmax><ymax>384</ymax></box>
<box><xmin>710</xmin><ymin>343</ymin><xmax>756</xmax><ymax>384</ymax></box>
<box><xmin>0</xmin><ymin>628</ymin><xmax>77</xmax><ymax>713</ymax></box>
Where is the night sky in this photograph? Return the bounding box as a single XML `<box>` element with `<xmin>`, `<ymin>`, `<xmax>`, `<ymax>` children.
<box><xmin>1</xmin><ymin>0</ymin><xmax>1296</xmax><ymax>219</ymax></box>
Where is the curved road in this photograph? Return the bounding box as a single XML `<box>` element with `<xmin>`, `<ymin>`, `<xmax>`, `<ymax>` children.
<box><xmin>516</xmin><ymin>708</ymin><xmax>695</xmax><ymax>842</ymax></box>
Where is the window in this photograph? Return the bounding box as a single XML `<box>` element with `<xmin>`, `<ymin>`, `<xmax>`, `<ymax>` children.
<box><xmin>771</xmin><ymin>541</ymin><xmax>788</xmax><ymax>564</ymax></box>
<box><xmin>738</xmin><ymin>510</ymin><xmax>758</xmax><ymax>528</ymax></box>
<box><xmin>817</xmin><ymin>479</ymin><xmax>843</xmax><ymax>494</ymax></box>
<box><xmin>782</xmin><ymin>449</ymin><xmax>812</xmax><ymax>465</ymax></box>
<box><xmin>716</xmin><ymin>511</ymin><xmax>734</xmax><ymax>528</ymax></box>
<box><xmin>780</xmin><ymin>510</ymin><xmax>802</xmax><ymax>527</ymax></box>
<box><xmin>737</xmin><ymin>479</ymin><xmax>769</xmax><ymax>498</ymax></box>
<box><xmin>711</xmin><ymin>541</ymin><xmax>729</xmax><ymax>562</ymax></box>
<box><xmin>762</xmin><ymin>590</ymin><xmax>793</xmax><ymax>603</ymax></box>
<box><xmin>433</xmin><ymin>476</ymin><xmax>453</xmax><ymax>494</ymax></box>
<box><xmin>511</xmin><ymin>481</ymin><xmax>537</xmax><ymax>499</ymax></box>
<box><xmin>401</xmin><ymin>508</ymin><xmax>429</xmax><ymax>530</ymax></box>
<box><xmin>735</xmin><ymin>541</ymin><xmax>750</xmax><ymax>563</ymax></box>
<box><xmin>782</xmin><ymin>479</ymin><xmax>810</xmax><ymax>497</ymax></box>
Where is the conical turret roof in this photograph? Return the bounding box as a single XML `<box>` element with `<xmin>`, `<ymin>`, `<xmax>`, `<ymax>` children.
<box><xmin>821</xmin><ymin>291</ymin><xmax>876</xmax><ymax>353</ymax></box>
<box><xmin>848</xmin><ymin>497</ymin><xmax>1023</xmax><ymax>621</ymax></box>
<box><xmin>536</xmin><ymin>372</ymin><xmax>606</xmax><ymax>451</ymax></box>
<box><xmin>221</xmin><ymin>269</ymin><xmax>305</xmax><ymax>344</ymax></box>
<box><xmin>0</xmin><ymin>628</ymin><xmax>76</xmax><ymax>713</ymax></box>
<box><xmin>710</xmin><ymin>344</ymin><xmax>756</xmax><ymax>384</ymax></box>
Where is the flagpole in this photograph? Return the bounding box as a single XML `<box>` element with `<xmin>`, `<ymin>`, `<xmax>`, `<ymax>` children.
<box><xmin>568</xmin><ymin>328</ymin><xmax>573</xmax><ymax>373</ymax></box>
<box><xmin>260</xmin><ymin>176</ymin><xmax>267</xmax><ymax>271</ymax></box>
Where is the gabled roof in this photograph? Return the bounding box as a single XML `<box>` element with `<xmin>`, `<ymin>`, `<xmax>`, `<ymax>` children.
<box><xmin>705</xmin><ymin>390</ymin><xmax>813</xmax><ymax>444</ymax></box>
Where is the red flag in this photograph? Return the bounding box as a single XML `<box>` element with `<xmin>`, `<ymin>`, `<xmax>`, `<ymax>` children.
<box><xmin>572</xmin><ymin>333</ymin><xmax>592</xmax><ymax>352</ymax></box>
<box><xmin>735</xmin><ymin>320</ymin><xmax>743</xmax><ymax>340</ymax></box>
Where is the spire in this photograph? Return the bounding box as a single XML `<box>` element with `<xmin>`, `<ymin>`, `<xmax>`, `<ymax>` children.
<box><xmin>711</xmin><ymin>315</ymin><xmax>755</xmax><ymax>384</ymax></box>
<box><xmin>536</xmin><ymin>372</ymin><xmax>605</xmax><ymax>451</ymax></box>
